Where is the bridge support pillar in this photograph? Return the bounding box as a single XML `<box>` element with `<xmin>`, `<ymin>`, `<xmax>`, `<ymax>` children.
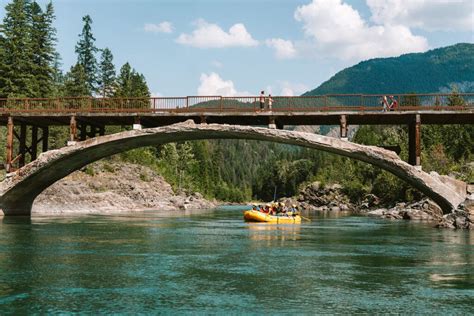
<box><xmin>42</xmin><ymin>127</ymin><xmax>49</xmax><ymax>152</ymax></box>
<box><xmin>133</xmin><ymin>117</ymin><xmax>142</xmax><ymax>130</ymax></box>
<box><xmin>5</xmin><ymin>117</ymin><xmax>14</xmax><ymax>172</ymax></box>
<box><xmin>69</xmin><ymin>116</ymin><xmax>77</xmax><ymax>145</ymax></box>
<box><xmin>340</xmin><ymin>115</ymin><xmax>348</xmax><ymax>140</ymax></box>
<box><xmin>269</xmin><ymin>117</ymin><xmax>276</xmax><ymax>129</ymax></box>
<box><xmin>408</xmin><ymin>114</ymin><xmax>421</xmax><ymax>167</ymax></box>
<box><xmin>31</xmin><ymin>126</ymin><xmax>38</xmax><ymax>161</ymax></box>
<box><xmin>99</xmin><ymin>126</ymin><xmax>105</xmax><ymax>136</ymax></box>
<box><xmin>18</xmin><ymin>124</ymin><xmax>27</xmax><ymax>167</ymax></box>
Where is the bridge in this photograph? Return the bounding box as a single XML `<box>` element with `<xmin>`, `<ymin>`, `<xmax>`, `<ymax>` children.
<box><xmin>0</xmin><ymin>93</ymin><xmax>472</xmax><ymax>216</ymax></box>
<box><xmin>0</xmin><ymin>121</ymin><xmax>467</xmax><ymax>216</ymax></box>
<box><xmin>1</xmin><ymin>93</ymin><xmax>473</xmax><ymax>172</ymax></box>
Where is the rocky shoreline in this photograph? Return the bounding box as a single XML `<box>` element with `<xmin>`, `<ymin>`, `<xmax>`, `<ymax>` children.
<box><xmin>32</xmin><ymin>161</ymin><xmax>217</xmax><ymax>215</ymax></box>
<box><xmin>279</xmin><ymin>181</ymin><xmax>474</xmax><ymax>229</ymax></box>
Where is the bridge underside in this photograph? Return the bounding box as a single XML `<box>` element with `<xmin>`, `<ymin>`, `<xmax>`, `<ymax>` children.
<box><xmin>0</xmin><ymin>121</ymin><xmax>467</xmax><ymax>217</ymax></box>
<box><xmin>2</xmin><ymin>110</ymin><xmax>473</xmax><ymax>172</ymax></box>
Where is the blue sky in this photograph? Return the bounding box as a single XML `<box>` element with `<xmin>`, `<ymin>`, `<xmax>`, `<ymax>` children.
<box><xmin>1</xmin><ymin>0</ymin><xmax>473</xmax><ymax>96</ymax></box>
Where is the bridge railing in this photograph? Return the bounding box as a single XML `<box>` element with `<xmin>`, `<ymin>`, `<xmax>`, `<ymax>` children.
<box><xmin>0</xmin><ymin>93</ymin><xmax>473</xmax><ymax>113</ymax></box>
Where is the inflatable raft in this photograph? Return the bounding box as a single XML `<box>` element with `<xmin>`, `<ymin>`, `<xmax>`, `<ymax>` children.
<box><xmin>243</xmin><ymin>210</ymin><xmax>302</xmax><ymax>224</ymax></box>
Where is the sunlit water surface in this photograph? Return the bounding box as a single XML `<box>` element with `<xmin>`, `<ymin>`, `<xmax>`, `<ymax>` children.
<box><xmin>0</xmin><ymin>206</ymin><xmax>473</xmax><ymax>314</ymax></box>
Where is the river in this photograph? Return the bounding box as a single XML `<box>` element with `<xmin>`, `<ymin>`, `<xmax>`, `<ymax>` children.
<box><xmin>0</xmin><ymin>206</ymin><xmax>473</xmax><ymax>314</ymax></box>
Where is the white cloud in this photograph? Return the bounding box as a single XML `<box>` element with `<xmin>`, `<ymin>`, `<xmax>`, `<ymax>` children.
<box><xmin>367</xmin><ymin>0</ymin><xmax>474</xmax><ymax>32</ymax></box>
<box><xmin>279</xmin><ymin>81</ymin><xmax>309</xmax><ymax>96</ymax></box>
<box><xmin>266</xmin><ymin>81</ymin><xmax>309</xmax><ymax>96</ymax></box>
<box><xmin>144</xmin><ymin>21</ymin><xmax>173</xmax><ymax>33</ymax></box>
<box><xmin>265</xmin><ymin>38</ymin><xmax>297</xmax><ymax>59</ymax></box>
<box><xmin>176</xmin><ymin>19</ymin><xmax>258</xmax><ymax>48</ymax></box>
<box><xmin>197</xmin><ymin>72</ymin><xmax>250</xmax><ymax>96</ymax></box>
<box><xmin>294</xmin><ymin>0</ymin><xmax>428</xmax><ymax>61</ymax></box>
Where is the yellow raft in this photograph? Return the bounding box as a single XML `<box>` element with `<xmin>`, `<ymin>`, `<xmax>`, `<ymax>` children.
<box><xmin>243</xmin><ymin>210</ymin><xmax>302</xmax><ymax>224</ymax></box>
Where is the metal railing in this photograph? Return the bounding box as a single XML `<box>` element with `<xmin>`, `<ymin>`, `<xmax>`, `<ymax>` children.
<box><xmin>0</xmin><ymin>93</ymin><xmax>473</xmax><ymax>113</ymax></box>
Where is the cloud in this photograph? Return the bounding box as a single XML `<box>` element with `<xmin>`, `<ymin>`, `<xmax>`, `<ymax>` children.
<box><xmin>367</xmin><ymin>0</ymin><xmax>474</xmax><ymax>32</ymax></box>
<box><xmin>266</xmin><ymin>81</ymin><xmax>309</xmax><ymax>96</ymax></box>
<box><xmin>197</xmin><ymin>72</ymin><xmax>250</xmax><ymax>96</ymax></box>
<box><xmin>265</xmin><ymin>38</ymin><xmax>297</xmax><ymax>59</ymax></box>
<box><xmin>176</xmin><ymin>19</ymin><xmax>258</xmax><ymax>48</ymax></box>
<box><xmin>144</xmin><ymin>22</ymin><xmax>173</xmax><ymax>33</ymax></box>
<box><xmin>294</xmin><ymin>0</ymin><xmax>428</xmax><ymax>61</ymax></box>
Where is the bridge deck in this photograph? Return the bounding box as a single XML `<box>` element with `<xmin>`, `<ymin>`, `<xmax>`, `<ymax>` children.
<box><xmin>1</xmin><ymin>110</ymin><xmax>473</xmax><ymax>127</ymax></box>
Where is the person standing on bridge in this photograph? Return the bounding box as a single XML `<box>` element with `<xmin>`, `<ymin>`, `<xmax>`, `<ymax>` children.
<box><xmin>268</xmin><ymin>94</ymin><xmax>274</xmax><ymax>111</ymax></box>
<box><xmin>389</xmin><ymin>96</ymin><xmax>398</xmax><ymax>111</ymax></box>
<box><xmin>381</xmin><ymin>96</ymin><xmax>389</xmax><ymax>112</ymax></box>
<box><xmin>259</xmin><ymin>91</ymin><xmax>265</xmax><ymax>111</ymax></box>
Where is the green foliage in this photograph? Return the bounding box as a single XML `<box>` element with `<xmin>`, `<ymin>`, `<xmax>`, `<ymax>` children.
<box><xmin>75</xmin><ymin>15</ymin><xmax>98</xmax><ymax>93</ymax></box>
<box><xmin>98</xmin><ymin>48</ymin><xmax>116</xmax><ymax>97</ymax></box>
<box><xmin>63</xmin><ymin>63</ymin><xmax>90</xmax><ymax>96</ymax></box>
<box><xmin>115</xmin><ymin>62</ymin><xmax>150</xmax><ymax>98</ymax></box>
<box><xmin>305</xmin><ymin>43</ymin><xmax>474</xmax><ymax>95</ymax></box>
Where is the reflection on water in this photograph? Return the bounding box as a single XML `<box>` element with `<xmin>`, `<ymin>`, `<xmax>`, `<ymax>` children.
<box><xmin>246</xmin><ymin>223</ymin><xmax>301</xmax><ymax>242</ymax></box>
<box><xmin>0</xmin><ymin>207</ymin><xmax>473</xmax><ymax>314</ymax></box>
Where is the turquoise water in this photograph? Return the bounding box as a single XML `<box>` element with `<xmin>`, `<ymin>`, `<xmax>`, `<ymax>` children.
<box><xmin>0</xmin><ymin>206</ymin><xmax>473</xmax><ymax>314</ymax></box>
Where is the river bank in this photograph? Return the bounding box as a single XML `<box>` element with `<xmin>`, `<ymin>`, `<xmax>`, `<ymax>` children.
<box><xmin>32</xmin><ymin>161</ymin><xmax>216</xmax><ymax>215</ymax></box>
<box><xmin>278</xmin><ymin>180</ymin><xmax>474</xmax><ymax>229</ymax></box>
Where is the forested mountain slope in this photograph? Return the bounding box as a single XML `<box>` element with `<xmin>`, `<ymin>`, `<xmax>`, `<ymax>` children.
<box><xmin>304</xmin><ymin>43</ymin><xmax>474</xmax><ymax>95</ymax></box>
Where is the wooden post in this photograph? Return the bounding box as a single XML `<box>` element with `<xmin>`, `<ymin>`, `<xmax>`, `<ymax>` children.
<box><xmin>19</xmin><ymin>123</ymin><xmax>27</xmax><ymax>167</ymax></box>
<box><xmin>340</xmin><ymin>115</ymin><xmax>348</xmax><ymax>139</ymax></box>
<box><xmin>31</xmin><ymin>126</ymin><xmax>38</xmax><ymax>161</ymax></box>
<box><xmin>42</xmin><ymin>127</ymin><xmax>49</xmax><ymax>153</ymax></box>
<box><xmin>70</xmin><ymin>116</ymin><xmax>77</xmax><ymax>142</ymax></box>
<box><xmin>6</xmin><ymin>117</ymin><xmax>14</xmax><ymax>172</ymax></box>
<box><xmin>408</xmin><ymin>114</ymin><xmax>421</xmax><ymax>167</ymax></box>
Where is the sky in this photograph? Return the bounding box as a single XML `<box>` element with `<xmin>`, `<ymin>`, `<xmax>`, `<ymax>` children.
<box><xmin>0</xmin><ymin>0</ymin><xmax>473</xmax><ymax>96</ymax></box>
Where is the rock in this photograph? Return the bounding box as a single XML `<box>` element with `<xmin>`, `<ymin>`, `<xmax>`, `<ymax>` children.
<box><xmin>367</xmin><ymin>209</ymin><xmax>386</xmax><ymax>217</ymax></box>
<box><xmin>401</xmin><ymin>209</ymin><xmax>434</xmax><ymax>221</ymax></box>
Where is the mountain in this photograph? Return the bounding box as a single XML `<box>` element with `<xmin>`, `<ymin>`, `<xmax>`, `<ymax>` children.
<box><xmin>304</xmin><ymin>43</ymin><xmax>474</xmax><ymax>95</ymax></box>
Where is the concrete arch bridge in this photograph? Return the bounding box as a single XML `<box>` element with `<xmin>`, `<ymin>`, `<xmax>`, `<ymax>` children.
<box><xmin>0</xmin><ymin>121</ymin><xmax>467</xmax><ymax>216</ymax></box>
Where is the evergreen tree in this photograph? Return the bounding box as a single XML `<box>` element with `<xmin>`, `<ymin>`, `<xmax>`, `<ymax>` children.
<box><xmin>115</xmin><ymin>62</ymin><xmax>150</xmax><ymax>97</ymax></box>
<box><xmin>63</xmin><ymin>63</ymin><xmax>89</xmax><ymax>96</ymax></box>
<box><xmin>29</xmin><ymin>1</ymin><xmax>57</xmax><ymax>97</ymax></box>
<box><xmin>75</xmin><ymin>15</ymin><xmax>98</xmax><ymax>93</ymax></box>
<box><xmin>0</xmin><ymin>0</ymin><xmax>34</xmax><ymax>97</ymax></box>
<box><xmin>98</xmin><ymin>48</ymin><xmax>116</xmax><ymax>97</ymax></box>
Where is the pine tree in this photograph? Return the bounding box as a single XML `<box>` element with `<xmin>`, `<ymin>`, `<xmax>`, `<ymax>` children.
<box><xmin>63</xmin><ymin>63</ymin><xmax>89</xmax><ymax>97</ymax></box>
<box><xmin>29</xmin><ymin>1</ymin><xmax>57</xmax><ymax>97</ymax></box>
<box><xmin>115</xmin><ymin>62</ymin><xmax>150</xmax><ymax>97</ymax></box>
<box><xmin>75</xmin><ymin>15</ymin><xmax>98</xmax><ymax>93</ymax></box>
<box><xmin>0</xmin><ymin>0</ymin><xmax>34</xmax><ymax>97</ymax></box>
<box><xmin>98</xmin><ymin>48</ymin><xmax>116</xmax><ymax>97</ymax></box>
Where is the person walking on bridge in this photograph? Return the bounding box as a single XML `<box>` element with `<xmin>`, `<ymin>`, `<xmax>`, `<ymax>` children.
<box><xmin>259</xmin><ymin>91</ymin><xmax>265</xmax><ymax>111</ymax></box>
<box><xmin>268</xmin><ymin>94</ymin><xmax>274</xmax><ymax>111</ymax></box>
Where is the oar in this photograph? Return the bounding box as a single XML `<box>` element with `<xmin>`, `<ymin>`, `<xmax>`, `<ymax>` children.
<box><xmin>299</xmin><ymin>214</ymin><xmax>311</xmax><ymax>222</ymax></box>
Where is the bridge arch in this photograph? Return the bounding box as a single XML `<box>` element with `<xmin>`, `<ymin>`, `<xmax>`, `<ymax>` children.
<box><xmin>0</xmin><ymin>121</ymin><xmax>466</xmax><ymax>216</ymax></box>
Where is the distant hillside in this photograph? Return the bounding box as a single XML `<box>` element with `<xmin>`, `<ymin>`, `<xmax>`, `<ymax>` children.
<box><xmin>304</xmin><ymin>43</ymin><xmax>474</xmax><ymax>95</ymax></box>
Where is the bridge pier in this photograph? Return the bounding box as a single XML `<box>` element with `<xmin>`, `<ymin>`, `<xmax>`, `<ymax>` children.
<box><xmin>408</xmin><ymin>114</ymin><xmax>421</xmax><ymax>167</ymax></box>
<box><xmin>340</xmin><ymin>115</ymin><xmax>348</xmax><ymax>139</ymax></box>
<box><xmin>4</xmin><ymin>117</ymin><xmax>47</xmax><ymax>172</ymax></box>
